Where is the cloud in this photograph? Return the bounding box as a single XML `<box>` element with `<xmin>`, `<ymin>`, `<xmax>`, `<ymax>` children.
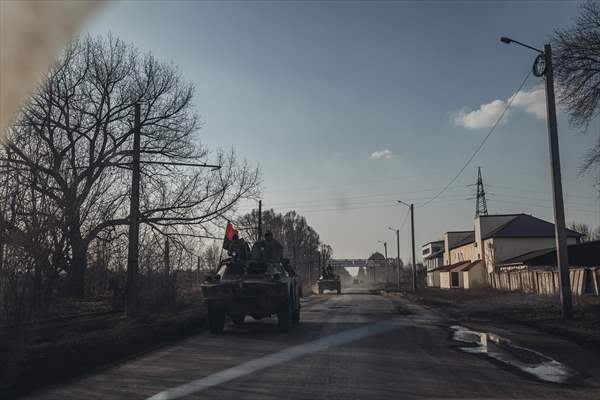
<box><xmin>453</xmin><ymin>85</ymin><xmax>546</xmax><ymax>129</ymax></box>
<box><xmin>509</xmin><ymin>85</ymin><xmax>546</xmax><ymax>119</ymax></box>
<box><xmin>370</xmin><ymin>149</ymin><xmax>395</xmax><ymax>160</ymax></box>
<box><xmin>454</xmin><ymin>99</ymin><xmax>507</xmax><ymax>129</ymax></box>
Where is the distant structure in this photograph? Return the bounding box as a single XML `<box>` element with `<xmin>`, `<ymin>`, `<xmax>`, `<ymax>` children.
<box><xmin>474</xmin><ymin>167</ymin><xmax>488</xmax><ymax>217</ymax></box>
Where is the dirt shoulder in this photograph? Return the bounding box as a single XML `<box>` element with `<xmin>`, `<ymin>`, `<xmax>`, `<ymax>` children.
<box><xmin>396</xmin><ymin>288</ymin><xmax>600</xmax><ymax>353</ymax></box>
<box><xmin>0</xmin><ymin>305</ymin><xmax>207</xmax><ymax>399</ymax></box>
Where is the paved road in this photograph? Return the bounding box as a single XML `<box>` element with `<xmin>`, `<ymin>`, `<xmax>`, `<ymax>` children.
<box><xmin>25</xmin><ymin>290</ymin><xmax>600</xmax><ymax>399</ymax></box>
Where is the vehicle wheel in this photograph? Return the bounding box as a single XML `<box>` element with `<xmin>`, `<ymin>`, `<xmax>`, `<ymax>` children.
<box><xmin>337</xmin><ymin>288</ymin><xmax>341</xmax><ymax>295</ymax></box>
<box><xmin>277</xmin><ymin>302</ymin><xmax>293</xmax><ymax>332</ymax></box>
<box><xmin>231</xmin><ymin>314</ymin><xmax>245</xmax><ymax>325</ymax></box>
<box><xmin>208</xmin><ymin>309</ymin><xmax>225</xmax><ymax>334</ymax></box>
<box><xmin>292</xmin><ymin>306</ymin><xmax>300</xmax><ymax>324</ymax></box>
<box><xmin>318</xmin><ymin>287</ymin><xmax>323</xmax><ymax>294</ymax></box>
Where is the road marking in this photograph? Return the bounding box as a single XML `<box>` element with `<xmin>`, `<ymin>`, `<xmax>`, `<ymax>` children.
<box><xmin>146</xmin><ymin>320</ymin><xmax>399</xmax><ymax>400</ymax></box>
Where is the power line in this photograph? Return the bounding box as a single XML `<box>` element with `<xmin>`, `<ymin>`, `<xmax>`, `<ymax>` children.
<box><xmin>419</xmin><ymin>69</ymin><xmax>532</xmax><ymax>208</ymax></box>
<box><xmin>487</xmin><ymin>183</ymin><xmax>599</xmax><ymax>200</ymax></box>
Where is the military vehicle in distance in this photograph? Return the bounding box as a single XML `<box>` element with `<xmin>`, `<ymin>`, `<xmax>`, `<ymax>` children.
<box><xmin>317</xmin><ymin>264</ymin><xmax>342</xmax><ymax>294</ymax></box>
<box><xmin>201</xmin><ymin>245</ymin><xmax>301</xmax><ymax>334</ymax></box>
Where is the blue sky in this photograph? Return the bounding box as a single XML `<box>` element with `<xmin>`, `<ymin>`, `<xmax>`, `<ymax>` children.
<box><xmin>85</xmin><ymin>0</ymin><xmax>599</xmax><ymax>260</ymax></box>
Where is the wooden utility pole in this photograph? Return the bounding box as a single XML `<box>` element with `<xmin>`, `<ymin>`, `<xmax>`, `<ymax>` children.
<box><xmin>164</xmin><ymin>237</ymin><xmax>170</xmax><ymax>276</ymax></box>
<box><xmin>395</xmin><ymin>229</ymin><xmax>400</xmax><ymax>289</ymax></box>
<box><xmin>500</xmin><ymin>37</ymin><xmax>573</xmax><ymax>319</ymax></box>
<box><xmin>383</xmin><ymin>241</ymin><xmax>388</xmax><ymax>283</ymax></box>
<box><xmin>410</xmin><ymin>203</ymin><xmax>417</xmax><ymax>293</ymax></box>
<box><xmin>543</xmin><ymin>44</ymin><xmax>572</xmax><ymax>319</ymax></box>
<box><xmin>197</xmin><ymin>255</ymin><xmax>201</xmax><ymax>283</ymax></box>
<box><xmin>258</xmin><ymin>200</ymin><xmax>263</xmax><ymax>240</ymax></box>
<box><xmin>126</xmin><ymin>103</ymin><xmax>141</xmax><ymax>317</ymax></box>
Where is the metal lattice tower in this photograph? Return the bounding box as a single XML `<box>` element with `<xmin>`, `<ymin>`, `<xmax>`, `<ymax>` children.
<box><xmin>475</xmin><ymin>167</ymin><xmax>488</xmax><ymax>217</ymax></box>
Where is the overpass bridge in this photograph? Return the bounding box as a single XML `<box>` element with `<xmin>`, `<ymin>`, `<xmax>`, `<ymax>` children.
<box><xmin>330</xmin><ymin>258</ymin><xmax>397</xmax><ymax>284</ymax></box>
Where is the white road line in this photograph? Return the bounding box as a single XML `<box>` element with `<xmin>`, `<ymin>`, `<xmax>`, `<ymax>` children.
<box><xmin>146</xmin><ymin>320</ymin><xmax>400</xmax><ymax>400</ymax></box>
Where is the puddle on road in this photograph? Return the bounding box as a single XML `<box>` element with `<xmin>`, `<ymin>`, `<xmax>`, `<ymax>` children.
<box><xmin>450</xmin><ymin>325</ymin><xmax>579</xmax><ymax>384</ymax></box>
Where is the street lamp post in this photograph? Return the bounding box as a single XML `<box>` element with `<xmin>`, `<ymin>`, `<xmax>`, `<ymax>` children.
<box><xmin>398</xmin><ymin>201</ymin><xmax>417</xmax><ymax>292</ymax></box>
<box><xmin>377</xmin><ymin>240</ymin><xmax>388</xmax><ymax>285</ymax></box>
<box><xmin>388</xmin><ymin>227</ymin><xmax>401</xmax><ymax>289</ymax></box>
<box><xmin>500</xmin><ymin>37</ymin><xmax>573</xmax><ymax>320</ymax></box>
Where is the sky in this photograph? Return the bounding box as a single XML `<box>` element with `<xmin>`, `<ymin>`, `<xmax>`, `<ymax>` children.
<box><xmin>83</xmin><ymin>0</ymin><xmax>599</xmax><ymax>261</ymax></box>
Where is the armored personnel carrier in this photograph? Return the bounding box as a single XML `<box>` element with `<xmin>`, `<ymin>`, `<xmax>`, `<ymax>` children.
<box><xmin>317</xmin><ymin>264</ymin><xmax>342</xmax><ymax>294</ymax></box>
<box><xmin>201</xmin><ymin>240</ymin><xmax>301</xmax><ymax>334</ymax></box>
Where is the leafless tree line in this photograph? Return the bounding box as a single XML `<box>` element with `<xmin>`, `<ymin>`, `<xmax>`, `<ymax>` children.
<box><xmin>236</xmin><ymin>209</ymin><xmax>332</xmax><ymax>288</ymax></box>
<box><xmin>0</xmin><ymin>35</ymin><xmax>260</xmax><ymax>325</ymax></box>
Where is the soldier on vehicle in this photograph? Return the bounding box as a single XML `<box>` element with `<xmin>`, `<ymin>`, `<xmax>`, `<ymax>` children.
<box><xmin>229</xmin><ymin>233</ymin><xmax>250</xmax><ymax>260</ymax></box>
<box><xmin>263</xmin><ymin>231</ymin><xmax>283</xmax><ymax>261</ymax></box>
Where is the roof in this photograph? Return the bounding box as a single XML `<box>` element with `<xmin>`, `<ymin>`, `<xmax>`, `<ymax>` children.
<box><xmin>422</xmin><ymin>240</ymin><xmax>444</xmax><ymax>248</ymax></box>
<box><xmin>423</xmin><ymin>249</ymin><xmax>444</xmax><ymax>260</ymax></box>
<box><xmin>498</xmin><ymin>240</ymin><xmax>600</xmax><ymax>268</ymax></box>
<box><xmin>478</xmin><ymin>213</ymin><xmax>521</xmax><ymax>218</ymax></box>
<box><xmin>432</xmin><ymin>260</ymin><xmax>470</xmax><ymax>273</ymax></box>
<box><xmin>448</xmin><ymin>231</ymin><xmax>475</xmax><ymax>250</ymax></box>
<box><xmin>484</xmin><ymin>214</ymin><xmax>581</xmax><ymax>240</ymax></box>
<box><xmin>463</xmin><ymin>260</ymin><xmax>483</xmax><ymax>271</ymax></box>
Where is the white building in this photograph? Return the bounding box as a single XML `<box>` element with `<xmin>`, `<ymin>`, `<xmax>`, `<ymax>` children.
<box><xmin>430</xmin><ymin>213</ymin><xmax>581</xmax><ymax>290</ymax></box>
<box><xmin>422</xmin><ymin>240</ymin><xmax>444</xmax><ymax>287</ymax></box>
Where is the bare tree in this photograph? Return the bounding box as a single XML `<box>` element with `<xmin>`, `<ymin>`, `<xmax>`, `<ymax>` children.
<box><xmin>202</xmin><ymin>242</ymin><xmax>222</xmax><ymax>271</ymax></box>
<box><xmin>554</xmin><ymin>1</ymin><xmax>600</xmax><ymax>129</ymax></box>
<box><xmin>319</xmin><ymin>244</ymin><xmax>333</xmax><ymax>271</ymax></box>
<box><xmin>553</xmin><ymin>1</ymin><xmax>600</xmax><ymax>181</ymax></box>
<box><xmin>3</xmin><ymin>35</ymin><xmax>260</xmax><ymax>298</ymax></box>
<box><xmin>236</xmin><ymin>208</ymin><xmax>324</xmax><ymax>284</ymax></box>
<box><xmin>569</xmin><ymin>222</ymin><xmax>600</xmax><ymax>241</ymax></box>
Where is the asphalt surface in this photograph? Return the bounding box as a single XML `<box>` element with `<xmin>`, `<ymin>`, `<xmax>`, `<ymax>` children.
<box><xmin>24</xmin><ymin>289</ymin><xmax>600</xmax><ymax>399</ymax></box>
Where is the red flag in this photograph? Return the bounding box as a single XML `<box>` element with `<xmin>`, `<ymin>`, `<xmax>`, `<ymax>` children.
<box><xmin>223</xmin><ymin>222</ymin><xmax>236</xmax><ymax>250</ymax></box>
<box><xmin>225</xmin><ymin>222</ymin><xmax>235</xmax><ymax>241</ymax></box>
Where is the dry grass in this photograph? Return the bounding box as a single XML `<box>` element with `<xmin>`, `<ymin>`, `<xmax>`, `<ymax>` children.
<box><xmin>403</xmin><ymin>288</ymin><xmax>600</xmax><ymax>351</ymax></box>
<box><xmin>0</xmin><ymin>305</ymin><xmax>206</xmax><ymax>398</ymax></box>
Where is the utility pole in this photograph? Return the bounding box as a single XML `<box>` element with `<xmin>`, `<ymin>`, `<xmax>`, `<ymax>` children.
<box><xmin>164</xmin><ymin>237</ymin><xmax>170</xmax><ymax>276</ymax></box>
<box><xmin>500</xmin><ymin>37</ymin><xmax>573</xmax><ymax>319</ymax></box>
<box><xmin>197</xmin><ymin>255</ymin><xmax>201</xmax><ymax>283</ymax></box>
<box><xmin>388</xmin><ymin>226</ymin><xmax>401</xmax><ymax>289</ymax></box>
<box><xmin>258</xmin><ymin>200</ymin><xmax>263</xmax><ymax>240</ymax></box>
<box><xmin>126</xmin><ymin>103</ymin><xmax>141</xmax><ymax>317</ymax></box>
<box><xmin>410</xmin><ymin>203</ymin><xmax>416</xmax><ymax>292</ymax></box>
<box><xmin>397</xmin><ymin>200</ymin><xmax>417</xmax><ymax>292</ymax></box>
<box><xmin>543</xmin><ymin>44</ymin><xmax>572</xmax><ymax>320</ymax></box>
<box><xmin>395</xmin><ymin>229</ymin><xmax>400</xmax><ymax>289</ymax></box>
<box><xmin>383</xmin><ymin>241</ymin><xmax>388</xmax><ymax>283</ymax></box>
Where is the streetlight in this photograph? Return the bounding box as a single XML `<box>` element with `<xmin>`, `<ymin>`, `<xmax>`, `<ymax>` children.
<box><xmin>388</xmin><ymin>227</ymin><xmax>401</xmax><ymax>289</ymax></box>
<box><xmin>377</xmin><ymin>240</ymin><xmax>388</xmax><ymax>285</ymax></box>
<box><xmin>398</xmin><ymin>200</ymin><xmax>417</xmax><ymax>292</ymax></box>
<box><xmin>500</xmin><ymin>36</ymin><xmax>573</xmax><ymax>320</ymax></box>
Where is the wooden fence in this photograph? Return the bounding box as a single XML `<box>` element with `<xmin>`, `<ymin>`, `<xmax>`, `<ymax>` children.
<box><xmin>490</xmin><ymin>267</ymin><xmax>599</xmax><ymax>296</ymax></box>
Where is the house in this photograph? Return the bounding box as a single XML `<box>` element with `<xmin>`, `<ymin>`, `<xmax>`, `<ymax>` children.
<box><xmin>438</xmin><ymin>260</ymin><xmax>468</xmax><ymax>288</ymax></box>
<box><xmin>422</xmin><ymin>240</ymin><xmax>444</xmax><ymax>287</ymax></box>
<box><xmin>493</xmin><ymin>240</ymin><xmax>600</xmax><ymax>296</ymax></box>
<box><xmin>429</xmin><ymin>213</ymin><xmax>582</xmax><ymax>291</ymax></box>
<box><xmin>439</xmin><ymin>231</ymin><xmax>487</xmax><ymax>289</ymax></box>
<box><xmin>476</xmin><ymin>213</ymin><xmax>581</xmax><ymax>278</ymax></box>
